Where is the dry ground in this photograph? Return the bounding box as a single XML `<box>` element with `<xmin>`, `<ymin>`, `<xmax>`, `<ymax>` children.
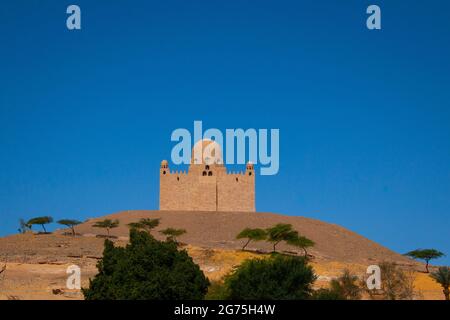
<box><xmin>0</xmin><ymin>210</ymin><xmax>445</xmax><ymax>300</ymax></box>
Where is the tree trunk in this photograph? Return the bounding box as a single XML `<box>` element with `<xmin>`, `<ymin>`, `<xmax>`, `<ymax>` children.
<box><xmin>42</xmin><ymin>224</ymin><xmax>47</xmax><ymax>233</ymax></box>
<box><xmin>242</xmin><ymin>239</ymin><xmax>251</xmax><ymax>250</ymax></box>
<box><xmin>107</xmin><ymin>228</ymin><xmax>110</xmax><ymax>237</ymax></box>
<box><xmin>425</xmin><ymin>260</ymin><xmax>429</xmax><ymax>273</ymax></box>
<box><xmin>71</xmin><ymin>226</ymin><xmax>75</xmax><ymax>236</ymax></box>
<box><xmin>273</xmin><ymin>241</ymin><xmax>280</xmax><ymax>252</ymax></box>
<box><xmin>302</xmin><ymin>247</ymin><xmax>308</xmax><ymax>258</ymax></box>
<box><xmin>444</xmin><ymin>287</ymin><xmax>449</xmax><ymax>301</ymax></box>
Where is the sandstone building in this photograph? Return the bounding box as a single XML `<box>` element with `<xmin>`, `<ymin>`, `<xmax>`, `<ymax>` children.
<box><xmin>160</xmin><ymin>139</ymin><xmax>255</xmax><ymax>212</ymax></box>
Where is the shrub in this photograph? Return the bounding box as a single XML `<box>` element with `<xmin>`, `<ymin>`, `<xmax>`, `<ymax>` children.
<box><xmin>329</xmin><ymin>269</ymin><xmax>362</xmax><ymax>300</ymax></box>
<box><xmin>223</xmin><ymin>254</ymin><xmax>317</xmax><ymax>300</ymax></box>
<box><xmin>311</xmin><ymin>288</ymin><xmax>343</xmax><ymax>300</ymax></box>
<box><xmin>365</xmin><ymin>261</ymin><xmax>416</xmax><ymax>300</ymax></box>
<box><xmin>430</xmin><ymin>266</ymin><xmax>450</xmax><ymax>300</ymax></box>
<box><xmin>82</xmin><ymin>229</ymin><xmax>209</xmax><ymax>300</ymax></box>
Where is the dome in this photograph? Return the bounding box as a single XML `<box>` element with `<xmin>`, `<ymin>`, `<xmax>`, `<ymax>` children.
<box><xmin>191</xmin><ymin>139</ymin><xmax>223</xmax><ymax>165</ymax></box>
<box><xmin>160</xmin><ymin>160</ymin><xmax>168</xmax><ymax>168</ymax></box>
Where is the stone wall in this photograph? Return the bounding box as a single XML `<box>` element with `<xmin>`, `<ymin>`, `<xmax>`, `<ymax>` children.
<box><xmin>159</xmin><ymin>163</ymin><xmax>255</xmax><ymax>212</ymax></box>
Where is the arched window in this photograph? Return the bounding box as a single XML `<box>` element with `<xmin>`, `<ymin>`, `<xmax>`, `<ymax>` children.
<box><xmin>205</xmin><ymin>165</ymin><xmax>210</xmax><ymax>170</ymax></box>
<box><xmin>163</xmin><ymin>171</ymin><xmax>166</xmax><ymax>175</ymax></box>
<box><xmin>208</xmin><ymin>171</ymin><xmax>213</xmax><ymax>176</ymax></box>
<box><xmin>236</xmin><ymin>177</ymin><xmax>239</xmax><ymax>182</ymax></box>
<box><xmin>249</xmin><ymin>172</ymin><xmax>252</xmax><ymax>176</ymax></box>
<box><xmin>202</xmin><ymin>171</ymin><xmax>207</xmax><ymax>176</ymax></box>
<box><xmin>177</xmin><ymin>177</ymin><xmax>180</xmax><ymax>181</ymax></box>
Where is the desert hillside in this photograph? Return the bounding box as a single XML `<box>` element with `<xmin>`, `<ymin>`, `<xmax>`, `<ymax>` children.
<box><xmin>0</xmin><ymin>210</ymin><xmax>443</xmax><ymax>300</ymax></box>
<box><xmin>70</xmin><ymin>210</ymin><xmax>416</xmax><ymax>265</ymax></box>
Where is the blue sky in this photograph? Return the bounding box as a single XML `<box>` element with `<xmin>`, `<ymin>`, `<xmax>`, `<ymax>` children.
<box><xmin>0</xmin><ymin>1</ymin><xmax>449</xmax><ymax>264</ymax></box>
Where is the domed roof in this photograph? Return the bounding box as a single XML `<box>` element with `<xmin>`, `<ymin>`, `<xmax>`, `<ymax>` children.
<box><xmin>161</xmin><ymin>160</ymin><xmax>168</xmax><ymax>165</ymax></box>
<box><xmin>191</xmin><ymin>139</ymin><xmax>223</xmax><ymax>165</ymax></box>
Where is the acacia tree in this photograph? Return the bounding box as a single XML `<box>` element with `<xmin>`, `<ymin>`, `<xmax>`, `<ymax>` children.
<box><xmin>404</xmin><ymin>249</ymin><xmax>445</xmax><ymax>273</ymax></box>
<box><xmin>265</xmin><ymin>223</ymin><xmax>298</xmax><ymax>252</ymax></box>
<box><xmin>27</xmin><ymin>216</ymin><xmax>53</xmax><ymax>233</ymax></box>
<box><xmin>236</xmin><ymin>228</ymin><xmax>267</xmax><ymax>250</ymax></box>
<box><xmin>430</xmin><ymin>266</ymin><xmax>450</xmax><ymax>300</ymax></box>
<box><xmin>159</xmin><ymin>228</ymin><xmax>186</xmax><ymax>243</ymax></box>
<box><xmin>287</xmin><ymin>234</ymin><xmax>315</xmax><ymax>258</ymax></box>
<box><xmin>127</xmin><ymin>218</ymin><xmax>160</xmax><ymax>233</ymax></box>
<box><xmin>93</xmin><ymin>219</ymin><xmax>119</xmax><ymax>237</ymax></box>
<box><xmin>57</xmin><ymin>219</ymin><xmax>82</xmax><ymax>236</ymax></box>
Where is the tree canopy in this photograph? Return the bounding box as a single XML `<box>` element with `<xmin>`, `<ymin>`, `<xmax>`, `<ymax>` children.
<box><xmin>404</xmin><ymin>249</ymin><xmax>445</xmax><ymax>273</ymax></box>
<box><xmin>236</xmin><ymin>228</ymin><xmax>267</xmax><ymax>250</ymax></box>
<box><xmin>27</xmin><ymin>216</ymin><xmax>53</xmax><ymax>233</ymax></box>
<box><xmin>159</xmin><ymin>228</ymin><xmax>186</xmax><ymax>243</ymax></box>
<box><xmin>265</xmin><ymin>223</ymin><xmax>298</xmax><ymax>252</ymax></box>
<box><xmin>82</xmin><ymin>229</ymin><xmax>209</xmax><ymax>300</ymax></box>
<box><xmin>93</xmin><ymin>219</ymin><xmax>120</xmax><ymax>237</ymax></box>
<box><xmin>286</xmin><ymin>235</ymin><xmax>315</xmax><ymax>258</ymax></box>
<box><xmin>430</xmin><ymin>266</ymin><xmax>450</xmax><ymax>300</ymax></box>
<box><xmin>128</xmin><ymin>218</ymin><xmax>160</xmax><ymax>233</ymax></box>
<box><xmin>57</xmin><ymin>219</ymin><xmax>82</xmax><ymax>236</ymax></box>
<box><xmin>223</xmin><ymin>254</ymin><xmax>317</xmax><ymax>300</ymax></box>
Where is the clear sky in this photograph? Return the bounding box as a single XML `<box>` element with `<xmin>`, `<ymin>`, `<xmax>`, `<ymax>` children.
<box><xmin>1</xmin><ymin>1</ymin><xmax>449</xmax><ymax>264</ymax></box>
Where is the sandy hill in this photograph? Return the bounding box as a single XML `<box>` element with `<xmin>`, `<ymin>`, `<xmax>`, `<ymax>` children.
<box><xmin>72</xmin><ymin>210</ymin><xmax>415</xmax><ymax>265</ymax></box>
<box><xmin>1</xmin><ymin>210</ymin><xmax>443</xmax><ymax>300</ymax></box>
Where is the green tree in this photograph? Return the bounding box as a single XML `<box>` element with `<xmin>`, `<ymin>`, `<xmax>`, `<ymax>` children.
<box><xmin>159</xmin><ymin>228</ymin><xmax>186</xmax><ymax>243</ymax></box>
<box><xmin>93</xmin><ymin>219</ymin><xmax>119</xmax><ymax>237</ymax></box>
<box><xmin>57</xmin><ymin>219</ymin><xmax>82</xmax><ymax>236</ymax></box>
<box><xmin>266</xmin><ymin>223</ymin><xmax>298</xmax><ymax>252</ymax></box>
<box><xmin>27</xmin><ymin>216</ymin><xmax>53</xmax><ymax>233</ymax></box>
<box><xmin>236</xmin><ymin>228</ymin><xmax>267</xmax><ymax>250</ymax></box>
<box><xmin>286</xmin><ymin>234</ymin><xmax>315</xmax><ymax>258</ymax></box>
<box><xmin>82</xmin><ymin>229</ymin><xmax>209</xmax><ymax>300</ymax></box>
<box><xmin>430</xmin><ymin>266</ymin><xmax>450</xmax><ymax>300</ymax></box>
<box><xmin>223</xmin><ymin>254</ymin><xmax>316</xmax><ymax>300</ymax></box>
<box><xmin>404</xmin><ymin>249</ymin><xmax>445</xmax><ymax>273</ymax></box>
<box><xmin>127</xmin><ymin>218</ymin><xmax>160</xmax><ymax>233</ymax></box>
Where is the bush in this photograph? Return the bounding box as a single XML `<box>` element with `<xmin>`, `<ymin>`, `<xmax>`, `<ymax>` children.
<box><xmin>223</xmin><ymin>254</ymin><xmax>317</xmax><ymax>300</ymax></box>
<box><xmin>205</xmin><ymin>281</ymin><xmax>229</xmax><ymax>300</ymax></box>
<box><xmin>328</xmin><ymin>269</ymin><xmax>362</xmax><ymax>300</ymax></box>
<box><xmin>311</xmin><ymin>288</ymin><xmax>343</xmax><ymax>300</ymax></box>
<box><xmin>365</xmin><ymin>261</ymin><xmax>416</xmax><ymax>300</ymax></box>
<box><xmin>82</xmin><ymin>229</ymin><xmax>209</xmax><ymax>300</ymax></box>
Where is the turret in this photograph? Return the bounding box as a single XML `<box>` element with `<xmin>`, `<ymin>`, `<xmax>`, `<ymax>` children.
<box><xmin>160</xmin><ymin>160</ymin><xmax>169</xmax><ymax>175</ymax></box>
<box><xmin>246</xmin><ymin>162</ymin><xmax>254</xmax><ymax>176</ymax></box>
